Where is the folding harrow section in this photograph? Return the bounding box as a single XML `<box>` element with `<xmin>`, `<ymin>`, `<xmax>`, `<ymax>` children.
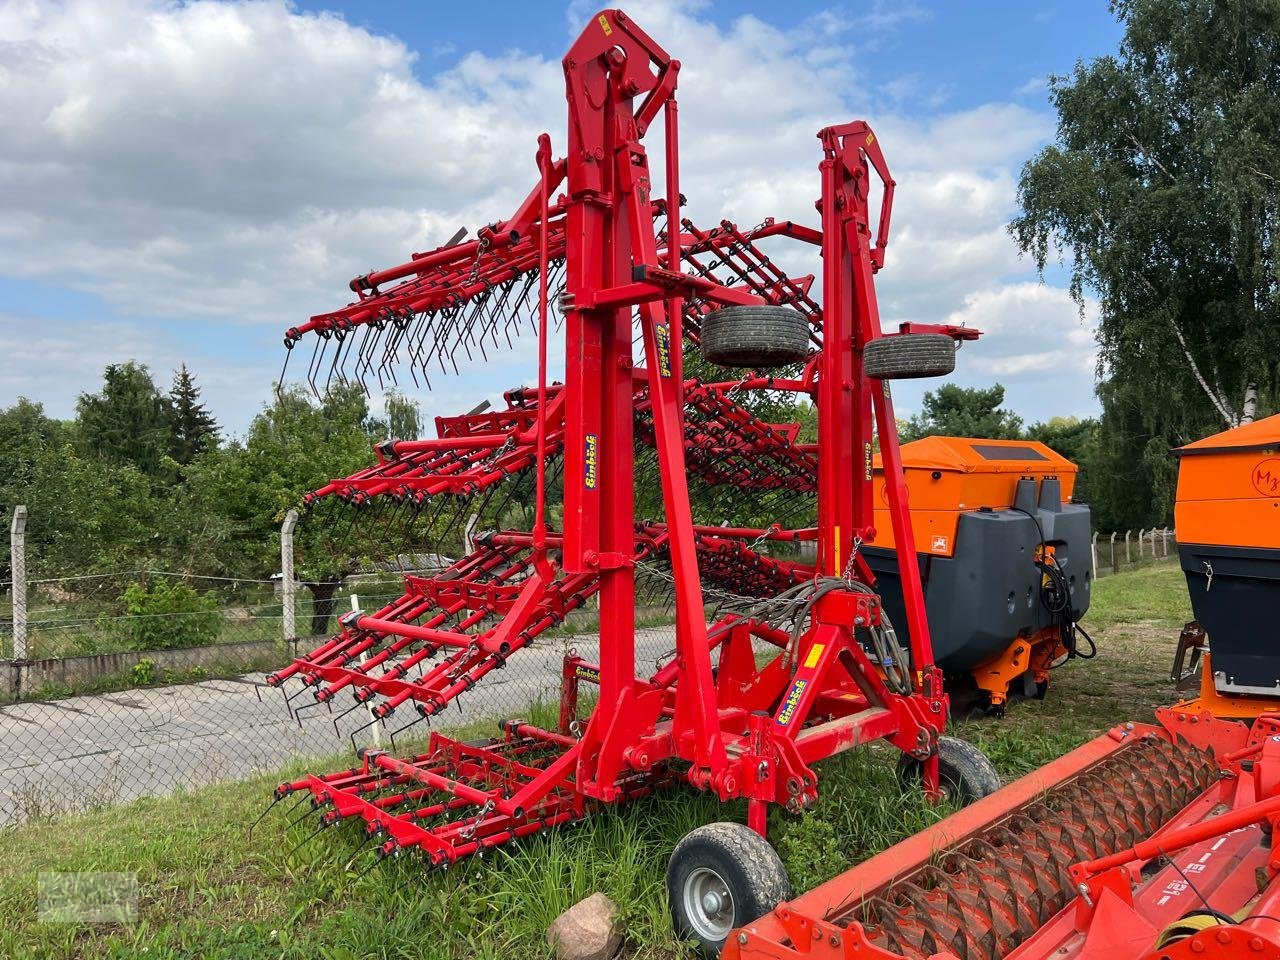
<box><xmin>267</xmin><ymin>528</ymin><xmax>670</xmax><ymax>727</ymax></box>
<box><xmin>274</xmin><ymin>723</ymin><xmax>662</xmax><ymax>866</ymax></box>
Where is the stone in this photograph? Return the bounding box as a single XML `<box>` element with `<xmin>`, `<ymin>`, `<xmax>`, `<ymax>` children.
<box><xmin>546</xmin><ymin>891</ymin><xmax>623</xmax><ymax>960</ymax></box>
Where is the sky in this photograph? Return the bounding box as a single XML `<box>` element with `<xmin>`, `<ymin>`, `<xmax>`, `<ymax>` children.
<box><xmin>0</xmin><ymin>0</ymin><xmax>1124</xmax><ymax>436</ymax></box>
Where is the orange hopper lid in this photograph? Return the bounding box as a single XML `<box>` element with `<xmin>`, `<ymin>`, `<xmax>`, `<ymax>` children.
<box><xmin>1175</xmin><ymin>412</ymin><xmax>1280</xmax><ymax>455</ymax></box>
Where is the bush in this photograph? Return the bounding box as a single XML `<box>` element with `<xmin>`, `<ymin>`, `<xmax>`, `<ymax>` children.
<box><xmin>111</xmin><ymin>580</ymin><xmax>222</xmax><ymax>650</ymax></box>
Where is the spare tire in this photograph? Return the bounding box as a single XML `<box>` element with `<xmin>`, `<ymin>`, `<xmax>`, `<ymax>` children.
<box><xmin>863</xmin><ymin>333</ymin><xmax>956</xmax><ymax>379</ymax></box>
<box><xmin>699</xmin><ymin>305</ymin><xmax>810</xmax><ymax>369</ymax></box>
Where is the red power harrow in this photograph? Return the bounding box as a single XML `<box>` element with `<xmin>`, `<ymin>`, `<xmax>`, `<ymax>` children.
<box><xmin>268</xmin><ymin>8</ymin><xmax>1001</xmax><ymax>954</ymax></box>
<box><xmin>727</xmin><ymin>709</ymin><xmax>1280</xmax><ymax>960</ymax></box>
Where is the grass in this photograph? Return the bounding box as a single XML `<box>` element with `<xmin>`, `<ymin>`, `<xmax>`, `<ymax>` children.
<box><xmin>0</xmin><ymin>561</ymin><xmax>1191</xmax><ymax>959</ymax></box>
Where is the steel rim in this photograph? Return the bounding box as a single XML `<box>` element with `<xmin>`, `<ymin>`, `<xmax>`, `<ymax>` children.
<box><xmin>682</xmin><ymin>866</ymin><xmax>736</xmax><ymax>942</ymax></box>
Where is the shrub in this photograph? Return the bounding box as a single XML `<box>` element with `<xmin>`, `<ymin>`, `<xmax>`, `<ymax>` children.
<box><xmin>112</xmin><ymin>580</ymin><xmax>222</xmax><ymax>651</ymax></box>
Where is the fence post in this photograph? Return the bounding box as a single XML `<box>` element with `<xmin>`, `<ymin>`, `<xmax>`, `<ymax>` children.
<box><xmin>1110</xmin><ymin>532</ymin><xmax>1118</xmax><ymax>574</ymax></box>
<box><xmin>1091</xmin><ymin>531</ymin><xmax>1098</xmax><ymax>576</ymax></box>
<box><xmin>463</xmin><ymin>513</ymin><xmax>479</xmax><ymax>556</ymax></box>
<box><xmin>1164</xmin><ymin>528</ymin><xmax>1170</xmax><ymax>557</ymax></box>
<box><xmin>9</xmin><ymin>506</ymin><xmax>27</xmax><ymax>660</ymax></box>
<box><xmin>281</xmin><ymin>509</ymin><xmax>298</xmax><ymax>644</ymax></box>
<box><xmin>1140</xmin><ymin>528</ymin><xmax>1147</xmax><ymax>558</ymax></box>
<box><xmin>1125</xmin><ymin>530</ymin><xmax>1132</xmax><ymax>564</ymax></box>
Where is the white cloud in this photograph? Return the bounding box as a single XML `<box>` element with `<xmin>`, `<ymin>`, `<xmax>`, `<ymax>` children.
<box><xmin>929</xmin><ymin>282</ymin><xmax>1101</xmax><ymax>420</ymax></box>
<box><xmin>0</xmin><ymin>0</ymin><xmax>1095</xmax><ymax>429</ymax></box>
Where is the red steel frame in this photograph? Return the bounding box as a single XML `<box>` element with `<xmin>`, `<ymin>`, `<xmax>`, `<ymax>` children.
<box><xmin>272</xmin><ymin>7</ymin><xmax>978</xmax><ymax>864</ymax></box>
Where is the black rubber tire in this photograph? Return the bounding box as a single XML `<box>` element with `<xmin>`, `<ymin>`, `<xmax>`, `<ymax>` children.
<box><xmin>667</xmin><ymin>822</ymin><xmax>792</xmax><ymax>957</ymax></box>
<box><xmin>863</xmin><ymin>333</ymin><xmax>956</xmax><ymax>379</ymax></box>
<box><xmin>699</xmin><ymin>306</ymin><xmax>810</xmax><ymax>368</ymax></box>
<box><xmin>896</xmin><ymin>736</ymin><xmax>1001</xmax><ymax>806</ymax></box>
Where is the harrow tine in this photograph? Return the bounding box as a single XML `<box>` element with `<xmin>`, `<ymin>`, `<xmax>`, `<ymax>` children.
<box><xmin>285</xmin><ymin>822</ymin><xmax>330</xmax><ymax>859</ymax></box>
<box><xmin>353</xmin><ymin>845</ymin><xmax>397</xmax><ymax>882</ymax></box>
<box><xmin>248</xmin><ymin>792</ymin><xmax>286</xmax><ymax>838</ymax></box>
<box><xmin>285</xmin><ymin>682</ymin><xmax>315</xmax><ymax>708</ymax></box>
<box><xmin>331</xmin><ymin>699</ymin><xmax>364</xmax><ymax>736</ymax></box>
<box><xmin>277</xmin><ymin>345</ymin><xmax>293</xmax><ymax>393</ymax></box>
<box><xmin>286</xmin><ymin>801</ymin><xmax>321</xmax><ymax>832</ymax></box>
<box><xmin>278</xmin><ymin>684</ymin><xmax>298</xmax><ymax>720</ymax></box>
<box><xmin>387</xmin><ymin>713</ymin><xmax>427</xmax><ymax>753</ymax></box>
<box><xmin>342</xmin><ymin>829</ymin><xmax>380</xmax><ymax>871</ymax></box>
<box><xmin>305</xmin><ymin>334</ymin><xmax>327</xmax><ymax>397</ymax></box>
<box><xmin>293</xmin><ymin>697</ymin><xmax>331</xmax><ymax>721</ymax></box>
<box><xmin>349</xmin><ymin>714</ymin><xmax>383</xmax><ymax>755</ymax></box>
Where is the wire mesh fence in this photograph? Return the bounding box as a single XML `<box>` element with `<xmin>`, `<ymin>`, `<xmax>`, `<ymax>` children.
<box><xmin>0</xmin><ymin>560</ymin><xmax>677</xmax><ymax>828</ymax></box>
<box><xmin>0</xmin><ymin>511</ymin><xmax>1178</xmax><ymax>829</ymax></box>
<box><xmin>1092</xmin><ymin>528</ymin><xmax>1178</xmax><ymax>577</ymax></box>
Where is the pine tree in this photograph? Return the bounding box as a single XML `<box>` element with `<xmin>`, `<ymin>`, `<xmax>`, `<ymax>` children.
<box><xmin>168</xmin><ymin>364</ymin><xmax>219</xmax><ymax>464</ymax></box>
<box><xmin>77</xmin><ymin>362</ymin><xmax>174</xmax><ymax>475</ymax></box>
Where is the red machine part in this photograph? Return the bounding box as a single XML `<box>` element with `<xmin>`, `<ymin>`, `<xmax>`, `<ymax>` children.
<box><xmin>268</xmin><ymin>9</ymin><xmax>997</xmax><ymax>950</ymax></box>
<box><xmin>725</xmin><ymin>711</ymin><xmax>1280</xmax><ymax>960</ymax></box>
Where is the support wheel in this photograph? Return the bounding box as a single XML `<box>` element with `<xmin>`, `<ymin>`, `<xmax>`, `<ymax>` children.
<box><xmin>667</xmin><ymin>822</ymin><xmax>792</xmax><ymax>957</ymax></box>
<box><xmin>896</xmin><ymin>736</ymin><xmax>1001</xmax><ymax>806</ymax></box>
<box><xmin>863</xmin><ymin>333</ymin><xmax>956</xmax><ymax>379</ymax></box>
<box><xmin>699</xmin><ymin>305</ymin><xmax>811</xmax><ymax>368</ymax></box>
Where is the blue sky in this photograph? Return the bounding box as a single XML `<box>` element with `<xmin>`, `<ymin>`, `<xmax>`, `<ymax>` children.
<box><xmin>0</xmin><ymin>1</ymin><xmax>1124</xmax><ymax>435</ymax></box>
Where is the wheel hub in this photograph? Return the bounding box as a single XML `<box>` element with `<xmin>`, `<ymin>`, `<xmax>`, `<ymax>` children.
<box><xmin>684</xmin><ymin>867</ymin><xmax>735</xmax><ymax>941</ymax></box>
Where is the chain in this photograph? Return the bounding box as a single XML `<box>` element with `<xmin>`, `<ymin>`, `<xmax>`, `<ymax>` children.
<box><xmin>486</xmin><ymin>434</ymin><xmax>516</xmax><ymax>465</ymax></box>
<box><xmin>460</xmin><ymin>799</ymin><xmax>496</xmax><ymax>841</ymax></box>
<box><xmin>465</xmin><ymin>236</ymin><xmax>491</xmax><ymax>288</ymax></box>
<box><xmin>724</xmin><ymin>373</ymin><xmax>752</xmax><ymax>398</ymax></box>
<box><xmin>841</xmin><ymin>533</ymin><xmax>864</xmax><ymax>583</ymax></box>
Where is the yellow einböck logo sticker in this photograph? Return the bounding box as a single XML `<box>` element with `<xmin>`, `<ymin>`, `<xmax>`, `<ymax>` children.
<box><xmin>584</xmin><ymin>434</ymin><xmax>599</xmax><ymax>489</ymax></box>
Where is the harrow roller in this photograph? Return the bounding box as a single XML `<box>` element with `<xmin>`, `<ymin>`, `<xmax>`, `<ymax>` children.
<box><xmin>725</xmin><ymin>711</ymin><xmax>1272</xmax><ymax>960</ymax></box>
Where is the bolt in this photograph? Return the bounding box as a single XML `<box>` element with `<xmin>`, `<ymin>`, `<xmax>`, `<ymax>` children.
<box><xmin>829</xmin><ymin>935</ymin><xmax>841</xmax><ymax>947</ymax></box>
<box><xmin>737</xmin><ymin>934</ymin><xmax>748</xmax><ymax>945</ymax></box>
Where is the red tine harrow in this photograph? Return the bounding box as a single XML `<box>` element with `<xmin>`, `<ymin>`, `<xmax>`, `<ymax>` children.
<box><xmin>268</xmin><ymin>8</ymin><xmax>999</xmax><ymax>954</ymax></box>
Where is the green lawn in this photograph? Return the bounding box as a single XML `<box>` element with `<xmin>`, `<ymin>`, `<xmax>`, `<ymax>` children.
<box><xmin>0</xmin><ymin>562</ymin><xmax>1191</xmax><ymax>959</ymax></box>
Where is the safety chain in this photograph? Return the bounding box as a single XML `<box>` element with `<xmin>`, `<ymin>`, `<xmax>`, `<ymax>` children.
<box><xmin>485</xmin><ymin>434</ymin><xmax>517</xmax><ymax>466</ymax></box>
<box><xmin>460</xmin><ymin>798</ymin><xmax>495</xmax><ymax>841</ymax></box>
<box><xmin>465</xmin><ymin>236</ymin><xmax>491</xmax><ymax>288</ymax></box>
<box><xmin>840</xmin><ymin>533</ymin><xmax>864</xmax><ymax>583</ymax></box>
<box><xmin>724</xmin><ymin>373</ymin><xmax>753</xmax><ymax>398</ymax></box>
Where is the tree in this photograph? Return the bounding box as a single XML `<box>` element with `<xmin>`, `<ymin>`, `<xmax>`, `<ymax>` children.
<box><xmin>901</xmin><ymin>384</ymin><xmax>1025</xmax><ymax>442</ymax></box>
<box><xmin>1012</xmin><ymin>0</ymin><xmax>1280</xmax><ymax>443</ymax></box>
<box><xmin>168</xmin><ymin>364</ymin><xmax>219</xmax><ymax>464</ymax></box>
<box><xmin>383</xmin><ymin>390</ymin><xmax>423</xmax><ymax>441</ymax></box>
<box><xmin>77</xmin><ymin>362</ymin><xmax>173</xmax><ymax>475</ymax></box>
<box><xmin>1027</xmin><ymin>415</ymin><xmax>1101</xmax><ymax>515</ymax></box>
<box><xmin>1026</xmin><ymin>416</ymin><xmax>1097</xmax><ymax>465</ymax></box>
<box><xmin>0</xmin><ymin>398</ymin><xmax>161</xmax><ymax>578</ymax></box>
<box><xmin>184</xmin><ymin>383</ymin><xmax>391</xmax><ymax>634</ymax></box>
